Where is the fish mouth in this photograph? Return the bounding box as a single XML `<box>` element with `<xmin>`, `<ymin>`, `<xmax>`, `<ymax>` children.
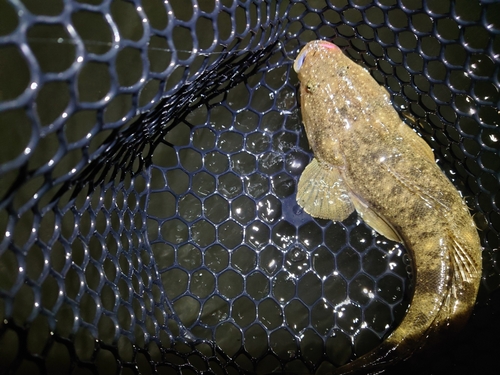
<box><xmin>293</xmin><ymin>40</ymin><xmax>339</xmax><ymax>73</ymax></box>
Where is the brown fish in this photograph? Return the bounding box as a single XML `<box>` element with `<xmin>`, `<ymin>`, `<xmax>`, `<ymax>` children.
<box><xmin>294</xmin><ymin>40</ymin><xmax>482</xmax><ymax>374</ymax></box>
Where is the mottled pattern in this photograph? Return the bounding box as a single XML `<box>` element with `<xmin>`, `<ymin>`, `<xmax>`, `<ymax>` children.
<box><xmin>294</xmin><ymin>40</ymin><xmax>482</xmax><ymax>374</ymax></box>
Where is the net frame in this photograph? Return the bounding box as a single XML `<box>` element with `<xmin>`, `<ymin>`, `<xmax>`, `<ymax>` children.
<box><xmin>0</xmin><ymin>0</ymin><xmax>499</xmax><ymax>374</ymax></box>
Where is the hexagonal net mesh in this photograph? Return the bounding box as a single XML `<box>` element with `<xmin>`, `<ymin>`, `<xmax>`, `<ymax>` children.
<box><xmin>0</xmin><ymin>0</ymin><xmax>499</xmax><ymax>374</ymax></box>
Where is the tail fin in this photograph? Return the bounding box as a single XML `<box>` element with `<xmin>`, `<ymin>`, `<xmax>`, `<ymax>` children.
<box><xmin>333</xmin><ymin>230</ymin><xmax>481</xmax><ymax>375</ymax></box>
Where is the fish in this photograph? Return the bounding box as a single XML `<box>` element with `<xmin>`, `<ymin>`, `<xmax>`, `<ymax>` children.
<box><xmin>293</xmin><ymin>40</ymin><xmax>482</xmax><ymax>374</ymax></box>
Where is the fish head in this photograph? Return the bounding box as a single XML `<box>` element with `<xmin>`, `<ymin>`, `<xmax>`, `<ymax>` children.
<box><xmin>293</xmin><ymin>40</ymin><xmax>390</xmax><ymax>156</ymax></box>
<box><xmin>294</xmin><ymin>40</ymin><xmax>369</xmax><ymax>104</ymax></box>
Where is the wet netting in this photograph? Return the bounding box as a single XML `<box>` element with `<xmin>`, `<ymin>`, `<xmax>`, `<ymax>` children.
<box><xmin>0</xmin><ymin>0</ymin><xmax>499</xmax><ymax>374</ymax></box>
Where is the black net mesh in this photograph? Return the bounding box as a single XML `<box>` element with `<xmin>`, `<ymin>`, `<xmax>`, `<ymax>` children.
<box><xmin>0</xmin><ymin>0</ymin><xmax>499</xmax><ymax>374</ymax></box>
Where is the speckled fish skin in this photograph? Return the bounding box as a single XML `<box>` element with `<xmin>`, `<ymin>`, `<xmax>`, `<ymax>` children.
<box><xmin>294</xmin><ymin>40</ymin><xmax>482</xmax><ymax>374</ymax></box>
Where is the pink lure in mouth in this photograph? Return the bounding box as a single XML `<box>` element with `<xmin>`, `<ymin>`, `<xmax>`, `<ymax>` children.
<box><xmin>316</xmin><ymin>40</ymin><xmax>339</xmax><ymax>51</ymax></box>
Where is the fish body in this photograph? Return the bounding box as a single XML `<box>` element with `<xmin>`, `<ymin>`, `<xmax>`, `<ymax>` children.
<box><xmin>294</xmin><ymin>40</ymin><xmax>482</xmax><ymax>374</ymax></box>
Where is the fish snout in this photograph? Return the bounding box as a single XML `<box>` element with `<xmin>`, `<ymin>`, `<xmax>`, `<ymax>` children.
<box><xmin>294</xmin><ymin>40</ymin><xmax>339</xmax><ymax>73</ymax></box>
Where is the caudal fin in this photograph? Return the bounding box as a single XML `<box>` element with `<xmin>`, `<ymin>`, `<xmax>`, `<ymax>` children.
<box><xmin>332</xmin><ymin>230</ymin><xmax>481</xmax><ymax>375</ymax></box>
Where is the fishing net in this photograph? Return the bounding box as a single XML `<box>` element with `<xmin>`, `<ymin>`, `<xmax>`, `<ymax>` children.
<box><xmin>0</xmin><ymin>0</ymin><xmax>499</xmax><ymax>374</ymax></box>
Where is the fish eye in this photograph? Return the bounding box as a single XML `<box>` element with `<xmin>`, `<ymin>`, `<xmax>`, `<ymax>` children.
<box><xmin>305</xmin><ymin>82</ymin><xmax>316</xmax><ymax>93</ymax></box>
<box><xmin>338</xmin><ymin>66</ymin><xmax>349</xmax><ymax>77</ymax></box>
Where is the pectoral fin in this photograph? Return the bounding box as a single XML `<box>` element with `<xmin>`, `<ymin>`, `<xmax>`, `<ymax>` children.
<box><xmin>349</xmin><ymin>193</ymin><xmax>403</xmax><ymax>243</ymax></box>
<box><xmin>297</xmin><ymin>158</ymin><xmax>355</xmax><ymax>221</ymax></box>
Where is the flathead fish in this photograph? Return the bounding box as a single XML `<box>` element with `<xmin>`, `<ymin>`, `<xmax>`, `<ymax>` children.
<box><xmin>294</xmin><ymin>40</ymin><xmax>482</xmax><ymax>374</ymax></box>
